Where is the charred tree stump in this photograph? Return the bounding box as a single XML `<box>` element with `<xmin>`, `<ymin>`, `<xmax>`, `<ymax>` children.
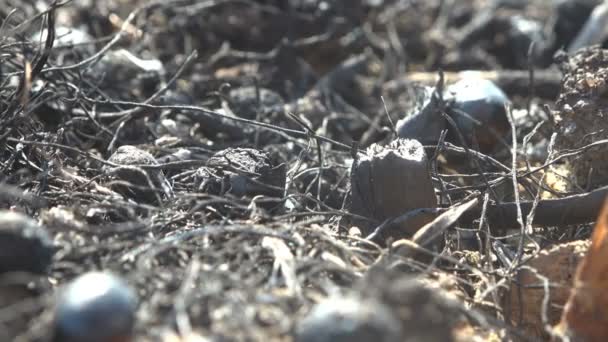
<box><xmin>348</xmin><ymin>139</ymin><xmax>437</xmax><ymax>241</ymax></box>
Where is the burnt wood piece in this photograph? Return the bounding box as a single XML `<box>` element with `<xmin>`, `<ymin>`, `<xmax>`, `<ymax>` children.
<box><xmin>348</xmin><ymin>139</ymin><xmax>437</xmax><ymax>239</ymax></box>
<box><xmin>402</xmin><ymin>69</ymin><xmax>562</xmax><ymax>99</ymax></box>
<box><xmin>460</xmin><ymin>186</ymin><xmax>608</xmax><ymax>229</ymax></box>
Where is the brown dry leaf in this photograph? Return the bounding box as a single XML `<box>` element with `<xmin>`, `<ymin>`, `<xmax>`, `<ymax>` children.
<box><xmin>556</xmin><ymin>199</ymin><xmax>608</xmax><ymax>341</ymax></box>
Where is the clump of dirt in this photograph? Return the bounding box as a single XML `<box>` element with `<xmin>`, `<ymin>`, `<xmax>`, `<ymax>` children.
<box><xmin>508</xmin><ymin>240</ymin><xmax>590</xmax><ymax>338</ymax></box>
<box><xmin>555</xmin><ymin>46</ymin><xmax>608</xmax><ymax>189</ymax></box>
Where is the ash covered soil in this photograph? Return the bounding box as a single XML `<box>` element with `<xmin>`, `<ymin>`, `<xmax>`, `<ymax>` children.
<box><xmin>2</xmin><ymin>1</ymin><xmax>608</xmax><ymax>341</ymax></box>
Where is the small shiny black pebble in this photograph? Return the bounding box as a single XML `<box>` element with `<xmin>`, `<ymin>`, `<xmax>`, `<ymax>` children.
<box><xmin>54</xmin><ymin>272</ymin><xmax>137</xmax><ymax>342</ymax></box>
<box><xmin>0</xmin><ymin>210</ymin><xmax>54</xmax><ymax>274</ymax></box>
<box><xmin>445</xmin><ymin>78</ymin><xmax>510</xmax><ymax>152</ymax></box>
<box><xmin>295</xmin><ymin>296</ymin><xmax>402</xmax><ymax>342</ymax></box>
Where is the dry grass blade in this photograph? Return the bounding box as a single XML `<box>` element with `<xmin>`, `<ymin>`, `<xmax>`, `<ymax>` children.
<box><xmin>261</xmin><ymin>236</ymin><xmax>301</xmax><ymax>296</ymax></box>
<box><xmin>391</xmin><ymin>198</ymin><xmax>478</xmax><ymax>258</ymax></box>
<box><xmin>412</xmin><ymin>197</ymin><xmax>479</xmax><ymax>247</ymax></box>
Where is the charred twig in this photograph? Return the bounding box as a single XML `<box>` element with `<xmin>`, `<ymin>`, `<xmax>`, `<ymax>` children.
<box><xmin>460</xmin><ymin>186</ymin><xmax>608</xmax><ymax>229</ymax></box>
<box><xmin>403</xmin><ymin>69</ymin><xmax>562</xmax><ymax>99</ymax></box>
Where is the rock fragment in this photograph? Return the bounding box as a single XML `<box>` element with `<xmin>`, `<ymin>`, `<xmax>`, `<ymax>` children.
<box><xmin>396</xmin><ymin>78</ymin><xmax>509</xmax><ymax>152</ymax></box>
<box><xmin>227</xmin><ymin>86</ymin><xmax>284</xmax><ymax>120</ymax></box>
<box><xmin>53</xmin><ymin>272</ymin><xmax>138</xmax><ymax>342</ymax></box>
<box><xmin>104</xmin><ymin>145</ymin><xmax>173</xmax><ymax>204</ymax></box>
<box><xmin>193</xmin><ymin>147</ymin><xmax>286</xmax><ymax>199</ymax></box>
<box><xmin>364</xmin><ymin>274</ymin><xmax>459</xmax><ymax>342</ymax></box>
<box><xmin>295</xmin><ymin>296</ymin><xmax>402</xmax><ymax>342</ymax></box>
<box><xmin>0</xmin><ymin>210</ymin><xmax>54</xmax><ymax>274</ymax></box>
<box><xmin>554</xmin><ymin>46</ymin><xmax>608</xmax><ymax>188</ymax></box>
<box><xmin>444</xmin><ymin>77</ymin><xmax>510</xmax><ymax>152</ymax></box>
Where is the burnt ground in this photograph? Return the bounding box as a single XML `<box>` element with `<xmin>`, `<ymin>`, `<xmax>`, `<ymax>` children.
<box><xmin>2</xmin><ymin>0</ymin><xmax>608</xmax><ymax>341</ymax></box>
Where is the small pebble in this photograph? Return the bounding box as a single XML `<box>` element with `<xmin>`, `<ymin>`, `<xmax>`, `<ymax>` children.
<box><xmin>0</xmin><ymin>210</ymin><xmax>53</xmax><ymax>274</ymax></box>
<box><xmin>203</xmin><ymin>147</ymin><xmax>286</xmax><ymax>198</ymax></box>
<box><xmin>445</xmin><ymin>78</ymin><xmax>510</xmax><ymax>152</ymax></box>
<box><xmin>295</xmin><ymin>296</ymin><xmax>402</xmax><ymax>342</ymax></box>
<box><xmin>54</xmin><ymin>272</ymin><xmax>138</xmax><ymax>342</ymax></box>
<box><xmin>105</xmin><ymin>145</ymin><xmax>173</xmax><ymax>202</ymax></box>
<box><xmin>228</xmin><ymin>86</ymin><xmax>284</xmax><ymax>119</ymax></box>
<box><xmin>107</xmin><ymin>145</ymin><xmax>159</xmax><ymax>168</ymax></box>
